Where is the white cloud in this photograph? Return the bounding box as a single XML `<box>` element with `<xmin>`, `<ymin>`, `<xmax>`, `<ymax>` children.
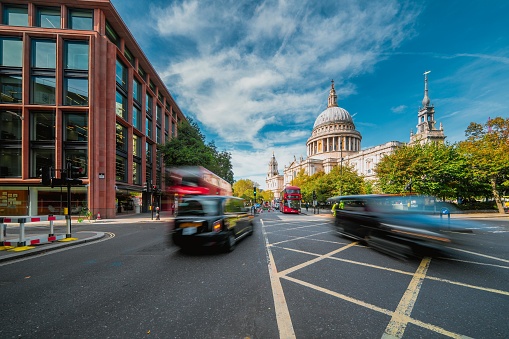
<box><xmin>391</xmin><ymin>105</ymin><xmax>407</xmax><ymax>113</ymax></box>
<box><xmin>123</xmin><ymin>0</ymin><xmax>424</xmax><ymax>183</ymax></box>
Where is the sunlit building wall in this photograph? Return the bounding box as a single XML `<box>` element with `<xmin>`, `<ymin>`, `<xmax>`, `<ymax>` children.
<box><xmin>0</xmin><ymin>0</ymin><xmax>185</xmax><ymax>218</ymax></box>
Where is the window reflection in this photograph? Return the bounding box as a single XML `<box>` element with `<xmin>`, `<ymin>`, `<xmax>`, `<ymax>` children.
<box><xmin>31</xmin><ymin>112</ymin><xmax>55</xmax><ymax>141</ymax></box>
<box><xmin>0</xmin><ymin>148</ymin><xmax>21</xmax><ymax>177</ymax></box>
<box><xmin>32</xmin><ymin>40</ymin><xmax>56</xmax><ymax>68</ymax></box>
<box><xmin>68</xmin><ymin>9</ymin><xmax>93</xmax><ymax>30</ymax></box>
<box><xmin>116</xmin><ymin>91</ymin><xmax>127</xmax><ymax>119</ymax></box>
<box><xmin>116</xmin><ymin>155</ymin><xmax>127</xmax><ymax>182</ymax></box>
<box><xmin>0</xmin><ymin>75</ymin><xmax>22</xmax><ymax>104</ymax></box>
<box><xmin>65</xmin><ymin>41</ymin><xmax>89</xmax><ymax>70</ymax></box>
<box><xmin>31</xmin><ymin>76</ymin><xmax>56</xmax><ymax>105</ymax></box>
<box><xmin>133</xmin><ymin>106</ymin><xmax>141</xmax><ymax>130</ymax></box>
<box><xmin>0</xmin><ymin>38</ymin><xmax>23</xmax><ymax>67</ymax></box>
<box><xmin>64</xmin><ymin>113</ymin><xmax>88</xmax><ymax>141</ymax></box>
<box><xmin>3</xmin><ymin>6</ymin><xmax>28</xmax><ymax>26</ymax></box>
<box><xmin>30</xmin><ymin>148</ymin><xmax>55</xmax><ymax>178</ymax></box>
<box><xmin>64</xmin><ymin>77</ymin><xmax>88</xmax><ymax>106</ymax></box>
<box><xmin>37</xmin><ymin>7</ymin><xmax>60</xmax><ymax>28</ymax></box>
<box><xmin>64</xmin><ymin>149</ymin><xmax>88</xmax><ymax>177</ymax></box>
<box><xmin>116</xmin><ymin>123</ymin><xmax>127</xmax><ymax>152</ymax></box>
<box><xmin>133</xmin><ymin>161</ymin><xmax>141</xmax><ymax>185</ymax></box>
<box><xmin>133</xmin><ymin>134</ymin><xmax>141</xmax><ymax>157</ymax></box>
<box><xmin>0</xmin><ymin>111</ymin><xmax>22</xmax><ymax>140</ymax></box>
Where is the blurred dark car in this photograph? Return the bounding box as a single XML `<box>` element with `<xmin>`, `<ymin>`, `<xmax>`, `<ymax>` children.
<box><xmin>171</xmin><ymin>195</ymin><xmax>254</xmax><ymax>252</ymax></box>
<box><xmin>329</xmin><ymin>195</ymin><xmax>466</xmax><ymax>258</ymax></box>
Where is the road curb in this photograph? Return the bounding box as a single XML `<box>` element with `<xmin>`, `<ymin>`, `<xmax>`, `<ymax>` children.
<box><xmin>0</xmin><ymin>232</ymin><xmax>106</xmax><ymax>263</ymax></box>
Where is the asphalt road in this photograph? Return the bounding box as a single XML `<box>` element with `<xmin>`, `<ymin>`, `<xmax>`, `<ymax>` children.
<box><xmin>0</xmin><ymin>213</ymin><xmax>507</xmax><ymax>338</ymax></box>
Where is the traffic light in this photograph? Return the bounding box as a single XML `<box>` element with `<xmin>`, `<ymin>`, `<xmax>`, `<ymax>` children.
<box><xmin>253</xmin><ymin>186</ymin><xmax>257</xmax><ymax>196</ymax></box>
<box><xmin>40</xmin><ymin>166</ymin><xmax>52</xmax><ymax>186</ymax></box>
<box><xmin>312</xmin><ymin>190</ymin><xmax>317</xmax><ymax>200</ymax></box>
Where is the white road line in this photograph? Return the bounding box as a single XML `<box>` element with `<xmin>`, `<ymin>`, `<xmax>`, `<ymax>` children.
<box><xmin>448</xmin><ymin>247</ymin><xmax>509</xmax><ymax>263</ymax></box>
<box><xmin>261</xmin><ymin>219</ymin><xmax>296</xmax><ymax>339</ymax></box>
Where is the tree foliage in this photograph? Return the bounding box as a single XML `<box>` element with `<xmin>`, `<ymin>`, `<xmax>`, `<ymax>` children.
<box><xmin>233</xmin><ymin>179</ymin><xmax>256</xmax><ymax>199</ymax></box>
<box><xmin>291</xmin><ymin>164</ymin><xmax>365</xmax><ymax>203</ymax></box>
<box><xmin>457</xmin><ymin>117</ymin><xmax>509</xmax><ymax>213</ymax></box>
<box><xmin>374</xmin><ymin>116</ymin><xmax>509</xmax><ymax>213</ymax></box>
<box><xmin>158</xmin><ymin>118</ymin><xmax>234</xmax><ymax>184</ymax></box>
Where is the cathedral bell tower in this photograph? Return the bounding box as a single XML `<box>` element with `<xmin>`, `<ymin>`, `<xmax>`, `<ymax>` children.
<box><xmin>410</xmin><ymin>71</ymin><xmax>446</xmax><ymax>145</ymax></box>
<box><xmin>268</xmin><ymin>152</ymin><xmax>279</xmax><ymax>177</ymax></box>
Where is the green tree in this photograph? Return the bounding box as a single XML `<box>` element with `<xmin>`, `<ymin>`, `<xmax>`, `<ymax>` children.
<box><xmin>458</xmin><ymin>117</ymin><xmax>509</xmax><ymax>213</ymax></box>
<box><xmin>233</xmin><ymin>179</ymin><xmax>256</xmax><ymax>199</ymax></box>
<box><xmin>158</xmin><ymin>118</ymin><xmax>234</xmax><ymax>184</ymax></box>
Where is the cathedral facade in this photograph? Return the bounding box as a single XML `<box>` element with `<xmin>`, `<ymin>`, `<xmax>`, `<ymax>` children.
<box><xmin>266</xmin><ymin>73</ymin><xmax>446</xmax><ymax>198</ymax></box>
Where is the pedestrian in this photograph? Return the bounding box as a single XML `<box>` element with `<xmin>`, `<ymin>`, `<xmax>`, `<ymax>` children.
<box><xmin>305</xmin><ymin>202</ymin><xmax>309</xmax><ymax>212</ymax></box>
<box><xmin>331</xmin><ymin>202</ymin><xmax>338</xmax><ymax>216</ymax></box>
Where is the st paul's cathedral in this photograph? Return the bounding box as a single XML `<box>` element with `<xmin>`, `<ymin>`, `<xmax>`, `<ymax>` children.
<box><xmin>266</xmin><ymin>72</ymin><xmax>446</xmax><ymax>199</ymax></box>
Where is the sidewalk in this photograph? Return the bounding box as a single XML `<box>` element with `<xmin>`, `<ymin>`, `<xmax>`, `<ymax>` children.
<box><xmin>0</xmin><ymin>212</ymin><xmax>172</xmax><ymax>263</ymax></box>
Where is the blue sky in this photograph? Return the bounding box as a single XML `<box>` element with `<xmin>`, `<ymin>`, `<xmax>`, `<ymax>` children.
<box><xmin>111</xmin><ymin>0</ymin><xmax>509</xmax><ymax>189</ymax></box>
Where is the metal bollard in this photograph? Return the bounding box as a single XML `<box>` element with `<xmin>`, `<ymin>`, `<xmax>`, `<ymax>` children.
<box><xmin>156</xmin><ymin>207</ymin><xmax>160</xmax><ymax>220</ymax></box>
<box><xmin>18</xmin><ymin>218</ymin><xmax>26</xmax><ymax>247</ymax></box>
<box><xmin>49</xmin><ymin>215</ymin><xmax>55</xmax><ymax>237</ymax></box>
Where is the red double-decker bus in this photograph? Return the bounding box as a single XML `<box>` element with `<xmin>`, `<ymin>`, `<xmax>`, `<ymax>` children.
<box><xmin>279</xmin><ymin>186</ymin><xmax>301</xmax><ymax>214</ymax></box>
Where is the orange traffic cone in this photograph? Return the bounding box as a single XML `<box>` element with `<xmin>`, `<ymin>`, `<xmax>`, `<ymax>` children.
<box><xmin>97</xmin><ymin>213</ymin><xmax>101</xmax><ymax>220</ymax></box>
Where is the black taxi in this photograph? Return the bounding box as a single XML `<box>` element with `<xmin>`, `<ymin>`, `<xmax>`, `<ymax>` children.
<box><xmin>170</xmin><ymin>195</ymin><xmax>254</xmax><ymax>252</ymax></box>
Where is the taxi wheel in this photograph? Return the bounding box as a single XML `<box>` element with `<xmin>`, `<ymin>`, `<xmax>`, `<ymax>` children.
<box><xmin>224</xmin><ymin>232</ymin><xmax>236</xmax><ymax>252</ymax></box>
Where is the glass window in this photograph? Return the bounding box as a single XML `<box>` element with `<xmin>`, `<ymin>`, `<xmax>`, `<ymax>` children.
<box><xmin>31</xmin><ymin>76</ymin><xmax>56</xmax><ymax>105</ymax></box>
<box><xmin>64</xmin><ymin>77</ymin><xmax>88</xmax><ymax>106</ymax></box>
<box><xmin>132</xmin><ymin>161</ymin><xmax>141</xmax><ymax>185</ymax></box>
<box><xmin>32</xmin><ymin>40</ymin><xmax>56</xmax><ymax>69</ymax></box>
<box><xmin>165</xmin><ymin>114</ymin><xmax>169</xmax><ymax>133</ymax></box>
<box><xmin>105</xmin><ymin>21</ymin><xmax>119</xmax><ymax>47</ymax></box>
<box><xmin>116</xmin><ymin>155</ymin><xmax>127</xmax><ymax>182</ymax></box>
<box><xmin>0</xmin><ymin>37</ymin><xmax>23</xmax><ymax>67</ymax></box>
<box><xmin>31</xmin><ymin>112</ymin><xmax>55</xmax><ymax>141</ymax></box>
<box><xmin>124</xmin><ymin>47</ymin><xmax>134</xmax><ymax>66</ymax></box>
<box><xmin>3</xmin><ymin>5</ymin><xmax>28</xmax><ymax>26</ymax></box>
<box><xmin>146</xmin><ymin>142</ymin><xmax>152</xmax><ymax>162</ymax></box>
<box><xmin>156</xmin><ymin>105</ymin><xmax>162</xmax><ymax>123</ymax></box>
<box><xmin>146</xmin><ymin>94</ymin><xmax>152</xmax><ymax>116</ymax></box>
<box><xmin>0</xmin><ymin>110</ymin><xmax>22</xmax><ymax>140</ymax></box>
<box><xmin>146</xmin><ymin>117</ymin><xmax>152</xmax><ymax>139</ymax></box>
<box><xmin>115</xmin><ymin>90</ymin><xmax>127</xmax><ymax>119</ymax></box>
<box><xmin>37</xmin><ymin>7</ymin><xmax>60</xmax><ymax>28</ymax></box>
<box><xmin>133</xmin><ymin>134</ymin><xmax>141</xmax><ymax>157</ymax></box>
<box><xmin>133</xmin><ymin>79</ymin><xmax>141</xmax><ymax>103</ymax></box>
<box><xmin>132</xmin><ymin>106</ymin><xmax>141</xmax><ymax>130</ymax></box>
<box><xmin>64</xmin><ymin>113</ymin><xmax>88</xmax><ymax>141</ymax></box>
<box><xmin>30</xmin><ymin>148</ymin><xmax>55</xmax><ymax>178</ymax></box>
<box><xmin>65</xmin><ymin>41</ymin><xmax>89</xmax><ymax>70</ymax></box>
<box><xmin>68</xmin><ymin>9</ymin><xmax>93</xmax><ymax>30</ymax></box>
<box><xmin>156</xmin><ymin>127</ymin><xmax>161</xmax><ymax>143</ymax></box>
<box><xmin>0</xmin><ymin>75</ymin><xmax>22</xmax><ymax>104</ymax></box>
<box><xmin>115</xmin><ymin>59</ymin><xmax>127</xmax><ymax>89</ymax></box>
<box><xmin>157</xmin><ymin>92</ymin><xmax>163</xmax><ymax>103</ymax></box>
<box><xmin>116</xmin><ymin>123</ymin><xmax>127</xmax><ymax>152</ymax></box>
<box><xmin>138</xmin><ymin>66</ymin><xmax>146</xmax><ymax>80</ymax></box>
<box><xmin>0</xmin><ymin>148</ymin><xmax>21</xmax><ymax>177</ymax></box>
<box><xmin>64</xmin><ymin>149</ymin><xmax>88</xmax><ymax>177</ymax></box>
<box><xmin>149</xmin><ymin>81</ymin><xmax>155</xmax><ymax>92</ymax></box>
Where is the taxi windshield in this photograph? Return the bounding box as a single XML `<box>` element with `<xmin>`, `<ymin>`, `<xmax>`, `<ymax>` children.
<box><xmin>178</xmin><ymin>199</ymin><xmax>219</xmax><ymax>216</ymax></box>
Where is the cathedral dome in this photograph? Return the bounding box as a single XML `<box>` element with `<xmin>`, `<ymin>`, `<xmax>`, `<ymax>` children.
<box><xmin>313</xmin><ymin>106</ymin><xmax>353</xmax><ymax>129</ymax></box>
